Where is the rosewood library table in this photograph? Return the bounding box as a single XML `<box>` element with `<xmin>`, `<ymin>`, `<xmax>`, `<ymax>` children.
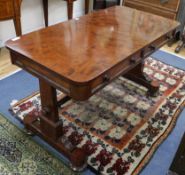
<box><xmin>6</xmin><ymin>6</ymin><xmax>179</xmax><ymax>171</ymax></box>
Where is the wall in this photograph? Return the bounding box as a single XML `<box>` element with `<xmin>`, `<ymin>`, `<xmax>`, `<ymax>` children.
<box><xmin>0</xmin><ymin>0</ymin><xmax>93</xmax><ymax>47</ymax></box>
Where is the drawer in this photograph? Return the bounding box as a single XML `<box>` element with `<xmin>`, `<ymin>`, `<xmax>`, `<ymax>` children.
<box><xmin>90</xmin><ymin>51</ymin><xmax>142</xmax><ymax>93</ymax></box>
<box><xmin>124</xmin><ymin>1</ymin><xmax>177</xmax><ymax>19</ymax></box>
<box><xmin>0</xmin><ymin>0</ymin><xmax>14</xmax><ymax>20</ymax></box>
<box><xmin>11</xmin><ymin>52</ymin><xmax>71</xmax><ymax>95</ymax></box>
<box><xmin>143</xmin><ymin>34</ymin><xmax>170</xmax><ymax>58</ymax></box>
<box><xmin>124</xmin><ymin>0</ymin><xmax>180</xmax><ymax>13</ymax></box>
<box><xmin>90</xmin><ymin>31</ymin><xmax>173</xmax><ymax>95</ymax></box>
<box><xmin>143</xmin><ymin>29</ymin><xmax>175</xmax><ymax>60</ymax></box>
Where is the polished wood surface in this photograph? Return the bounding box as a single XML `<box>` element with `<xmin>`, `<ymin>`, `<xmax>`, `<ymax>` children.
<box><xmin>129</xmin><ymin>0</ymin><xmax>180</xmax><ymax>12</ymax></box>
<box><xmin>2</xmin><ymin>44</ymin><xmax>185</xmax><ymax>81</ymax></box>
<box><xmin>6</xmin><ymin>6</ymin><xmax>179</xmax><ymax>85</ymax></box>
<box><xmin>6</xmin><ymin>6</ymin><xmax>179</xmax><ymax>100</ymax></box>
<box><xmin>123</xmin><ymin>0</ymin><xmax>180</xmax><ymax>20</ymax></box>
<box><xmin>0</xmin><ymin>0</ymin><xmax>22</xmax><ymax>36</ymax></box>
<box><xmin>0</xmin><ymin>0</ymin><xmax>16</xmax><ymax>20</ymax></box>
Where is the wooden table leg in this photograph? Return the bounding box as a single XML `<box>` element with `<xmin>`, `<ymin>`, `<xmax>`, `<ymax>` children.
<box><xmin>13</xmin><ymin>16</ymin><xmax>22</xmax><ymax>36</ymax></box>
<box><xmin>42</xmin><ymin>0</ymin><xmax>48</xmax><ymax>27</ymax></box>
<box><xmin>66</xmin><ymin>0</ymin><xmax>89</xmax><ymax>20</ymax></box>
<box><xmin>124</xmin><ymin>62</ymin><xmax>159</xmax><ymax>96</ymax></box>
<box><xmin>13</xmin><ymin>0</ymin><xmax>22</xmax><ymax>36</ymax></box>
<box><xmin>23</xmin><ymin>78</ymin><xmax>87</xmax><ymax>171</ymax></box>
<box><xmin>85</xmin><ymin>0</ymin><xmax>89</xmax><ymax>14</ymax></box>
<box><xmin>66</xmin><ymin>1</ymin><xmax>74</xmax><ymax>19</ymax></box>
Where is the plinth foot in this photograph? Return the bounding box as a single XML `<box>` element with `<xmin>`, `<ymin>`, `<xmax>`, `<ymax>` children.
<box><xmin>123</xmin><ymin>62</ymin><xmax>159</xmax><ymax>96</ymax></box>
<box><xmin>23</xmin><ymin>114</ymin><xmax>87</xmax><ymax>172</ymax></box>
<box><xmin>124</xmin><ymin>73</ymin><xmax>159</xmax><ymax>97</ymax></box>
<box><xmin>69</xmin><ymin>162</ymin><xmax>87</xmax><ymax>172</ymax></box>
<box><xmin>22</xmin><ymin>79</ymin><xmax>88</xmax><ymax>172</ymax></box>
<box><xmin>69</xmin><ymin>148</ymin><xmax>88</xmax><ymax>172</ymax></box>
<box><xmin>147</xmin><ymin>80</ymin><xmax>159</xmax><ymax>97</ymax></box>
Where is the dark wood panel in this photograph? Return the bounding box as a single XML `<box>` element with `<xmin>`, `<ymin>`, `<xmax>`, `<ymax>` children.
<box><xmin>93</xmin><ymin>0</ymin><xmax>120</xmax><ymax>10</ymax></box>
<box><xmin>124</xmin><ymin>1</ymin><xmax>177</xmax><ymax>19</ymax></box>
<box><xmin>123</xmin><ymin>0</ymin><xmax>181</xmax><ymax>20</ymax></box>
<box><xmin>0</xmin><ymin>0</ymin><xmax>22</xmax><ymax>35</ymax></box>
<box><xmin>130</xmin><ymin>0</ymin><xmax>180</xmax><ymax>12</ymax></box>
<box><xmin>0</xmin><ymin>0</ymin><xmax>14</xmax><ymax>20</ymax></box>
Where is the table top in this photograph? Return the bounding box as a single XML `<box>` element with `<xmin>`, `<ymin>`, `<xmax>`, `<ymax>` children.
<box><xmin>6</xmin><ymin>6</ymin><xmax>179</xmax><ymax>85</ymax></box>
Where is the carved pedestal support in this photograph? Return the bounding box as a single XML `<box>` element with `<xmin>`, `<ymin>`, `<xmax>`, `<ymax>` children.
<box><xmin>23</xmin><ymin>78</ymin><xmax>87</xmax><ymax>171</ymax></box>
<box><xmin>123</xmin><ymin>62</ymin><xmax>159</xmax><ymax>96</ymax></box>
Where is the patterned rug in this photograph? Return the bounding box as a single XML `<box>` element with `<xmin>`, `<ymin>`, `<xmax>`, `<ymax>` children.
<box><xmin>0</xmin><ymin>113</ymin><xmax>77</xmax><ymax>175</ymax></box>
<box><xmin>10</xmin><ymin>57</ymin><xmax>185</xmax><ymax>175</ymax></box>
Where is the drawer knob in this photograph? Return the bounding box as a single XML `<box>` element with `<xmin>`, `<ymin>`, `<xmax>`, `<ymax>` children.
<box><xmin>166</xmin><ymin>34</ymin><xmax>172</xmax><ymax>40</ymax></box>
<box><xmin>103</xmin><ymin>74</ymin><xmax>110</xmax><ymax>82</ymax></box>
<box><xmin>16</xmin><ymin>60</ymin><xmax>24</xmax><ymax>67</ymax></box>
<box><xmin>149</xmin><ymin>45</ymin><xmax>156</xmax><ymax>51</ymax></box>
<box><xmin>141</xmin><ymin>49</ymin><xmax>145</xmax><ymax>59</ymax></box>
<box><xmin>130</xmin><ymin>57</ymin><xmax>137</xmax><ymax>64</ymax></box>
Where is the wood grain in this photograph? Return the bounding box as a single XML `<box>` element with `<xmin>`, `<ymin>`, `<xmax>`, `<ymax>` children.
<box><xmin>6</xmin><ymin>6</ymin><xmax>179</xmax><ymax>85</ymax></box>
<box><xmin>0</xmin><ymin>0</ymin><xmax>22</xmax><ymax>36</ymax></box>
<box><xmin>124</xmin><ymin>0</ymin><xmax>180</xmax><ymax>20</ymax></box>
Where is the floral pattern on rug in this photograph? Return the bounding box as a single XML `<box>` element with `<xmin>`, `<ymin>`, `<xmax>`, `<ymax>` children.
<box><xmin>0</xmin><ymin>113</ymin><xmax>78</xmax><ymax>175</ymax></box>
<box><xmin>11</xmin><ymin>57</ymin><xmax>185</xmax><ymax>175</ymax></box>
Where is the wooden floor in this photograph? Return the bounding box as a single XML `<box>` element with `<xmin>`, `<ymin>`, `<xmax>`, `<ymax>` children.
<box><xmin>0</xmin><ymin>42</ymin><xmax>185</xmax><ymax>79</ymax></box>
<box><xmin>162</xmin><ymin>43</ymin><xmax>185</xmax><ymax>59</ymax></box>
<box><xmin>0</xmin><ymin>48</ymin><xmax>20</xmax><ymax>79</ymax></box>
